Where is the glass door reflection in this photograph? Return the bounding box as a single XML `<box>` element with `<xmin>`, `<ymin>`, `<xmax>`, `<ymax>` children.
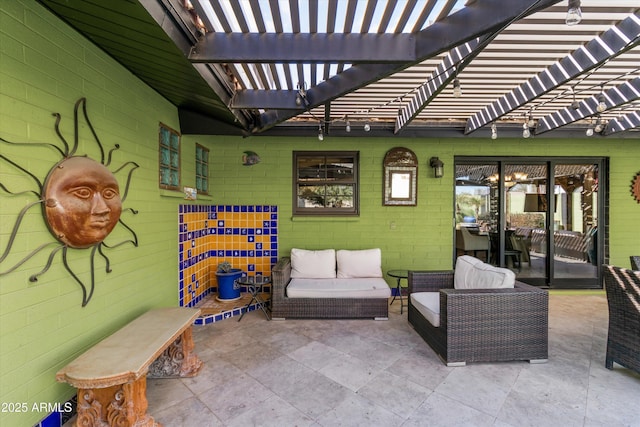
<box><xmin>550</xmin><ymin>163</ymin><xmax>599</xmax><ymax>287</ymax></box>
<box><xmin>503</xmin><ymin>163</ymin><xmax>549</xmax><ymax>286</ymax></box>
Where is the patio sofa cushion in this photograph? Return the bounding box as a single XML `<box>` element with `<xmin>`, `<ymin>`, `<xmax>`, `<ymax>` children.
<box><xmin>454</xmin><ymin>255</ymin><xmax>515</xmax><ymax>289</ymax></box>
<box><xmin>290</xmin><ymin>248</ymin><xmax>336</xmax><ymax>279</ymax></box>
<box><xmin>337</xmin><ymin>248</ymin><xmax>383</xmax><ymax>278</ymax></box>
<box><xmin>410</xmin><ymin>292</ymin><xmax>440</xmax><ymax>326</ymax></box>
<box><xmin>287</xmin><ymin>278</ymin><xmax>391</xmax><ymax>298</ymax></box>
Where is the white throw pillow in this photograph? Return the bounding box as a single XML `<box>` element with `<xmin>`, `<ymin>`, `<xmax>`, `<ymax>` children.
<box><xmin>336</xmin><ymin>248</ymin><xmax>383</xmax><ymax>278</ymax></box>
<box><xmin>454</xmin><ymin>255</ymin><xmax>515</xmax><ymax>289</ymax></box>
<box><xmin>290</xmin><ymin>248</ymin><xmax>336</xmax><ymax>278</ymax></box>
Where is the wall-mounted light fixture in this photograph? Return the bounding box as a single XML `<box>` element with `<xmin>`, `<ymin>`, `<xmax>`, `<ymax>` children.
<box><xmin>430</xmin><ymin>157</ymin><xmax>444</xmax><ymax>178</ymax></box>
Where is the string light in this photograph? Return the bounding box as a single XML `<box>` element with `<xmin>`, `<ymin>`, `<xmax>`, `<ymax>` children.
<box><xmin>566</xmin><ymin>0</ymin><xmax>582</xmax><ymax>26</ymax></box>
<box><xmin>452</xmin><ymin>78</ymin><xmax>462</xmax><ymax>98</ymax></box>
<box><xmin>596</xmin><ymin>88</ymin><xmax>607</xmax><ymax>113</ymax></box>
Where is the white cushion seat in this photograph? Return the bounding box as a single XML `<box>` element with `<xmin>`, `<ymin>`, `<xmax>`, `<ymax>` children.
<box><xmin>287</xmin><ymin>278</ymin><xmax>391</xmax><ymax>298</ymax></box>
<box><xmin>410</xmin><ymin>292</ymin><xmax>440</xmax><ymax>327</ymax></box>
<box><xmin>454</xmin><ymin>255</ymin><xmax>515</xmax><ymax>289</ymax></box>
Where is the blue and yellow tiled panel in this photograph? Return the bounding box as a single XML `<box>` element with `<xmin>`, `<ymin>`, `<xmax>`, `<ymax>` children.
<box><xmin>178</xmin><ymin>205</ymin><xmax>278</xmax><ymax>313</ymax></box>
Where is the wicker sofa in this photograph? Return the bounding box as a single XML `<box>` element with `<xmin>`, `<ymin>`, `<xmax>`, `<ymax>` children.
<box><xmin>271</xmin><ymin>249</ymin><xmax>391</xmax><ymax>320</ymax></box>
<box><xmin>408</xmin><ymin>256</ymin><xmax>549</xmax><ymax>366</ymax></box>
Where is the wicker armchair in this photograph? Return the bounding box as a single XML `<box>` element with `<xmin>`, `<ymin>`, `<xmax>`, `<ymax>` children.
<box><xmin>603</xmin><ymin>265</ymin><xmax>640</xmax><ymax>374</ymax></box>
<box><xmin>408</xmin><ymin>270</ymin><xmax>548</xmax><ymax>366</ymax></box>
<box><xmin>630</xmin><ymin>256</ymin><xmax>640</xmax><ymax>270</ymax></box>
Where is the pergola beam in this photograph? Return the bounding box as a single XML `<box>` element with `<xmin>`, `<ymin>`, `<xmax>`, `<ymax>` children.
<box><xmin>255</xmin><ymin>0</ymin><xmax>560</xmax><ymax>133</ymax></box>
<box><xmin>535</xmin><ymin>77</ymin><xmax>640</xmax><ymax>134</ymax></box>
<box><xmin>603</xmin><ymin>110</ymin><xmax>640</xmax><ymax>135</ymax></box>
<box><xmin>190</xmin><ymin>33</ymin><xmax>417</xmax><ymax>63</ymax></box>
<box><xmin>394</xmin><ymin>38</ymin><xmax>482</xmax><ymax>134</ymax></box>
<box><xmin>465</xmin><ymin>13</ymin><xmax>640</xmax><ymax>134</ymax></box>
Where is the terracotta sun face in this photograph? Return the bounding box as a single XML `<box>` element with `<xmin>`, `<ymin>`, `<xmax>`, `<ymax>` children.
<box><xmin>632</xmin><ymin>172</ymin><xmax>640</xmax><ymax>204</ymax></box>
<box><xmin>43</xmin><ymin>156</ymin><xmax>122</xmax><ymax>248</ymax></box>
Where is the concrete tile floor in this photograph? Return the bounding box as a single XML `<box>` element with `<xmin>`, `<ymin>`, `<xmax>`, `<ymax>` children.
<box><xmin>145</xmin><ymin>293</ymin><xmax>640</xmax><ymax>426</ymax></box>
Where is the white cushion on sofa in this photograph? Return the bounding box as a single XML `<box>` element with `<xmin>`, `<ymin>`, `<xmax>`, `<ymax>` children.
<box><xmin>336</xmin><ymin>248</ymin><xmax>383</xmax><ymax>278</ymax></box>
<box><xmin>411</xmin><ymin>292</ymin><xmax>440</xmax><ymax>327</ymax></box>
<box><xmin>290</xmin><ymin>248</ymin><xmax>336</xmax><ymax>279</ymax></box>
<box><xmin>454</xmin><ymin>255</ymin><xmax>515</xmax><ymax>289</ymax></box>
<box><xmin>287</xmin><ymin>278</ymin><xmax>391</xmax><ymax>298</ymax></box>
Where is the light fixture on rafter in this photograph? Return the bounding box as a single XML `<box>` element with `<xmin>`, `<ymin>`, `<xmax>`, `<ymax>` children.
<box><xmin>596</xmin><ymin>87</ymin><xmax>607</xmax><ymax>113</ymax></box>
<box><xmin>594</xmin><ymin>116</ymin><xmax>605</xmax><ymax>133</ymax></box>
<box><xmin>586</xmin><ymin>117</ymin><xmax>594</xmax><ymax>136</ymax></box>
<box><xmin>317</xmin><ymin>123</ymin><xmax>324</xmax><ymax>141</ymax></box>
<box><xmin>452</xmin><ymin>78</ymin><xmax>462</xmax><ymax>98</ymax></box>
<box><xmin>295</xmin><ymin>82</ymin><xmax>307</xmax><ymax>107</ymax></box>
<box><xmin>364</xmin><ymin>115</ymin><xmax>371</xmax><ymax>132</ymax></box>
<box><xmin>523</xmin><ymin>121</ymin><xmax>531</xmax><ymax>138</ymax></box>
<box><xmin>566</xmin><ymin>0</ymin><xmax>582</xmax><ymax>26</ymax></box>
<box><xmin>345</xmin><ymin>116</ymin><xmax>351</xmax><ymax>133</ymax></box>
<box><xmin>570</xmin><ymin>87</ymin><xmax>580</xmax><ymax>110</ymax></box>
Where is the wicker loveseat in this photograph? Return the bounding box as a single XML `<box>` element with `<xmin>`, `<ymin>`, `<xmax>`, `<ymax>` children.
<box><xmin>408</xmin><ymin>256</ymin><xmax>549</xmax><ymax>366</ymax></box>
<box><xmin>270</xmin><ymin>249</ymin><xmax>391</xmax><ymax>320</ymax></box>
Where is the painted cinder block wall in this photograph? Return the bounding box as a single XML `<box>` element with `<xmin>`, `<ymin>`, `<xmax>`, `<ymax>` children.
<box><xmin>194</xmin><ymin>134</ymin><xmax>640</xmax><ymax>269</ymax></box>
<box><xmin>1</xmin><ymin>2</ymin><xmax>187</xmax><ymax>425</ymax></box>
<box><xmin>1</xmin><ymin>1</ymin><xmax>640</xmax><ymax>426</ymax></box>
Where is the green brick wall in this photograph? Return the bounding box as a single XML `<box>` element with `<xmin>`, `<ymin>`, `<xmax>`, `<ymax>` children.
<box><xmin>1</xmin><ymin>1</ymin><xmax>640</xmax><ymax>426</ymax></box>
<box><xmin>190</xmin><ymin>134</ymin><xmax>640</xmax><ymax>272</ymax></box>
<box><xmin>1</xmin><ymin>2</ymin><xmax>183</xmax><ymax>425</ymax></box>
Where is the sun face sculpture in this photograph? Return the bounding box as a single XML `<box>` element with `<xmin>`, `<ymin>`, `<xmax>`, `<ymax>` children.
<box><xmin>632</xmin><ymin>172</ymin><xmax>640</xmax><ymax>204</ymax></box>
<box><xmin>0</xmin><ymin>98</ymin><xmax>138</xmax><ymax>306</ymax></box>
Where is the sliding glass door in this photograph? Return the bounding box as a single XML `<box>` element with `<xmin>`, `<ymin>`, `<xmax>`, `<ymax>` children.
<box><xmin>455</xmin><ymin>157</ymin><xmax>603</xmax><ymax>289</ymax></box>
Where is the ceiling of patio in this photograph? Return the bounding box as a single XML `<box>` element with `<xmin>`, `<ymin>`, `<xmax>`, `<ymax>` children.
<box><xmin>38</xmin><ymin>0</ymin><xmax>639</xmax><ymax>139</ymax></box>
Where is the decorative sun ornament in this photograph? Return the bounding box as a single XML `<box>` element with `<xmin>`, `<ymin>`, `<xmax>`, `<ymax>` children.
<box><xmin>0</xmin><ymin>98</ymin><xmax>139</xmax><ymax>306</ymax></box>
<box><xmin>632</xmin><ymin>172</ymin><xmax>640</xmax><ymax>204</ymax></box>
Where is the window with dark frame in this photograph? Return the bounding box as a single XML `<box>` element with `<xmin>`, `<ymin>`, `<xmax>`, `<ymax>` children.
<box><xmin>293</xmin><ymin>151</ymin><xmax>359</xmax><ymax>216</ymax></box>
<box><xmin>195</xmin><ymin>143</ymin><xmax>209</xmax><ymax>195</ymax></box>
<box><xmin>159</xmin><ymin>123</ymin><xmax>181</xmax><ymax>191</ymax></box>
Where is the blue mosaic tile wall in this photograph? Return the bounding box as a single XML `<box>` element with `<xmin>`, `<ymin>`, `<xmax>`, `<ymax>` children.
<box><xmin>178</xmin><ymin>205</ymin><xmax>278</xmax><ymax>309</ymax></box>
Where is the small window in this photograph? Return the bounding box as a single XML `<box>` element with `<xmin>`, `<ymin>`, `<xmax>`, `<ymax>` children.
<box><xmin>195</xmin><ymin>143</ymin><xmax>209</xmax><ymax>195</ymax></box>
<box><xmin>159</xmin><ymin>123</ymin><xmax>181</xmax><ymax>191</ymax></box>
<box><xmin>293</xmin><ymin>151</ymin><xmax>359</xmax><ymax>216</ymax></box>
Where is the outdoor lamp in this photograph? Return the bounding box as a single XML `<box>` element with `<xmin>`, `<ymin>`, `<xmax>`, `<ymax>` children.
<box><xmin>430</xmin><ymin>157</ymin><xmax>444</xmax><ymax>178</ymax></box>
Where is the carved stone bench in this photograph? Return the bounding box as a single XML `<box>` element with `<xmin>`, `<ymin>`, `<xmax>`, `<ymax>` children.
<box><xmin>56</xmin><ymin>307</ymin><xmax>203</xmax><ymax>426</ymax></box>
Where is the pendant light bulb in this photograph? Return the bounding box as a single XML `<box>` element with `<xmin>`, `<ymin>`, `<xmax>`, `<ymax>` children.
<box><xmin>523</xmin><ymin>128</ymin><xmax>531</xmax><ymax>138</ymax></box>
<box><xmin>585</xmin><ymin>128</ymin><xmax>594</xmax><ymax>136</ymax></box>
<box><xmin>318</xmin><ymin>124</ymin><xmax>324</xmax><ymax>141</ymax></box>
<box><xmin>345</xmin><ymin>116</ymin><xmax>351</xmax><ymax>133</ymax></box>
<box><xmin>566</xmin><ymin>0</ymin><xmax>582</xmax><ymax>26</ymax></box>
<box><xmin>596</xmin><ymin>93</ymin><xmax>607</xmax><ymax>113</ymax></box>
<box><xmin>364</xmin><ymin>122</ymin><xmax>370</xmax><ymax>132</ymax></box>
<box><xmin>452</xmin><ymin>78</ymin><xmax>462</xmax><ymax>98</ymax></box>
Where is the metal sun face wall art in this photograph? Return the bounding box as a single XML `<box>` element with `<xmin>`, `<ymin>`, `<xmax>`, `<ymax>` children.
<box><xmin>1</xmin><ymin>98</ymin><xmax>139</xmax><ymax>306</ymax></box>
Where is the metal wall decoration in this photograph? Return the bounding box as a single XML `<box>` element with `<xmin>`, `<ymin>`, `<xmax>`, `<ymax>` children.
<box><xmin>632</xmin><ymin>172</ymin><xmax>640</xmax><ymax>204</ymax></box>
<box><xmin>383</xmin><ymin>147</ymin><xmax>418</xmax><ymax>206</ymax></box>
<box><xmin>0</xmin><ymin>98</ymin><xmax>139</xmax><ymax>306</ymax></box>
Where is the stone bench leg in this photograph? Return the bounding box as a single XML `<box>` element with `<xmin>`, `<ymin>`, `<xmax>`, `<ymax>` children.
<box><xmin>148</xmin><ymin>327</ymin><xmax>203</xmax><ymax>378</ymax></box>
<box><xmin>76</xmin><ymin>378</ymin><xmax>158</xmax><ymax>427</ymax></box>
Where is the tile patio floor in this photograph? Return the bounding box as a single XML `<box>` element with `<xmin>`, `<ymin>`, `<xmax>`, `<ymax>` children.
<box><xmin>144</xmin><ymin>293</ymin><xmax>639</xmax><ymax>426</ymax></box>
